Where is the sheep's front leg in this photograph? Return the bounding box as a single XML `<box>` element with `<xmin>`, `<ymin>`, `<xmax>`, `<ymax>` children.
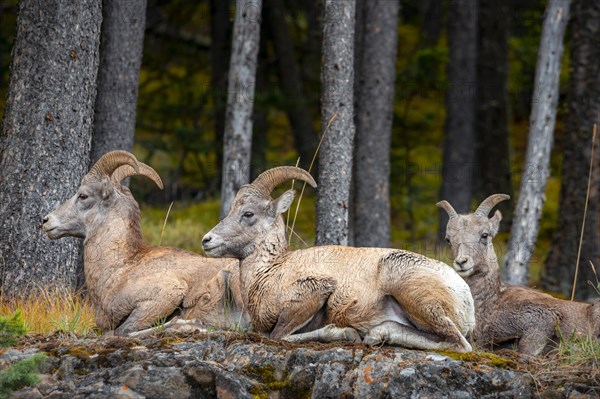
<box><xmin>269</xmin><ymin>276</ymin><xmax>360</xmax><ymax>343</ymax></box>
<box><xmin>283</xmin><ymin>324</ymin><xmax>362</xmax><ymax>343</ymax></box>
<box><xmin>364</xmin><ymin>321</ymin><xmax>471</xmax><ymax>352</ymax></box>
<box><xmin>115</xmin><ymin>299</ymin><xmax>180</xmax><ymax>336</ymax></box>
<box><xmin>129</xmin><ymin>319</ymin><xmax>208</xmax><ymax>338</ymax></box>
<box><xmin>518</xmin><ymin>326</ymin><xmax>554</xmax><ymax>356</ymax></box>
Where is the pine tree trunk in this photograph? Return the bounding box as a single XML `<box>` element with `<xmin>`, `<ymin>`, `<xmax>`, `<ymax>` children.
<box><xmin>90</xmin><ymin>0</ymin><xmax>147</xmax><ymax>164</ymax></box>
<box><xmin>250</xmin><ymin>30</ymin><xmax>269</xmax><ymax>179</ymax></box>
<box><xmin>0</xmin><ymin>0</ymin><xmax>102</xmax><ymax>297</ymax></box>
<box><xmin>315</xmin><ymin>0</ymin><xmax>356</xmax><ymax>246</ymax></box>
<box><xmin>438</xmin><ymin>0</ymin><xmax>478</xmax><ymax>241</ymax></box>
<box><xmin>502</xmin><ymin>0</ymin><xmax>571</xmax><ymax>285</ymax></box>
<box><xmin>266</xmin><ymin>0</ymin><xmax>317</xmax><ymax>170</ymax></box>
<box><xmin>353</xmin><ymin>0</ymin><xmax>399</xmax><ymax>248</ymax></box>
<box><xmin>543</xmin><ymin>0</ymin><xmax>600</xmax><ymax>300</ymax></box>
<box><xmin>219</xmin><ymin>0</ymin><xmax>262</xmax><ymax>219</ymax></box>
<box><xmin>210</xmin><ymin>0</ymin><xmax>232</xmax><ymax>194</ymax></box>
<box><xmin>475</xmin><ymin>0</ymin><xmax>513</xmax><ymax>229</ymax></box>
<box><xmin>421</xmin><ymin>0</ymin><xmax>443</xmax><ymax>46</ymax></box>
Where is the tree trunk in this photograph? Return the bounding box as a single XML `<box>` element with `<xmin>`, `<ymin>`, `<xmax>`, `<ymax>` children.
<box><xmin>438</xmin><ymin>0</ymin><xmax>478</xmax><ymax>241</ymax></box>
<box><xmin>315</xmin><ymin>0</ymin><xmax>356</xmax><ymax>246</ymax></box>
<box><xmin>0</xmin><ymin>3</ymin><xmax>3</xmax><ymax>92</ymax></box>
<box><xmin>210</xmin><ymin>0</ymin><xmax>232</xmax><ymax>194</ymax></box>
<box><xmin>0</xmin><ymin>0</ymin><xmax>102</xmax><ymax>297</ymax></box>
<box><xmin>502</xmin><ymin>0</ymin><xmax>571</xmax><ymax>285</ymax></box>
<box><xmin>219</xmin><ymin>0</ymin><xmax>262</xmax><ymax>219</ymax></box>
<box><xmin>250</xmin><ymin>29</ymin><xmax>269</xmax><ymax>179</ymax></box>
<box><xmin>421</xmin><ymin>0</ymin><xmax>443</xmax><ymax>47</ymax></box>
<box><xmin>353</xmin><ymin>0</ymin><xmax>399</xmax><ymax>248</ymax></box>
<box><xmin>90</xmin><ymin>0</ymin><xmax>147</xmax><ymax>164</ymax></box>
<box><xmin>543</xmin><ymin>0</ymin><xmax>600</xmax><ymax>300</ymax></box>
<box><xmin>266</xmin><ymin>0</ymin><xmax>317</xmax><ymax>170</ymax></box>
<box><xmin>475</xmin><ymin>0</ymin><xmax>513</xmax><ymax>229</ymax></box>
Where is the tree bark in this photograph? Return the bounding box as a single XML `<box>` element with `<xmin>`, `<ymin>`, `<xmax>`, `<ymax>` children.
<box><xmin>265</xmin><ymin>0</ymin><xmax>317</xmax><ymax>170</ymax></box>
<box><xmin>90</xmin><ymin>0</ymin><xmax>147</xmax><ymax>164</ymax></box>
<box><xmin>353</xmin><ymin>0</ymin><xmax>399</xmax><ymax>248</ymax></box>
<box><xmin>502</xmin><ymin>0</ymin><xmax>571</xmax><ymax>285</ymax></box>
<box><xmin>0</xmin><ymin>0</ymin><xmax>102</xmax><ymax>297</ymax></box>
<box><xmin>543</xmin><ymin>0</ymin><xmax>600</xmax><ymax>299</ymax></box>
<box><xmin>210</xmin><ymin>0</ymin><xmax>232</xmax><ymax>193</ymax></box>
<box><xmin>438</xmin><ymin>0</ymin><xmax>478</xmax><ymax>241</ymax></box>
<box><xmin>475</xmin><ymin>0</ymin><xmax>513</xmax><ymax>229</ymax></box>
<box><xmin>421</xmin><ymin>0</ymin><xmax>443</xmax><ymax>47</ymax></box>
<box><xmin>315</xmin><ymin>0</ymin><xmax>356</xmax><ymax>246</ymax></box>
<box><xmin>219</xmin><ymin>0</ymin><xmax>262</xmax><ymax>219</ymax></box>
<box><xmin>250</xmin><ymin>28</ymin><xmax>269</xmax><ymax>179</ymax></box>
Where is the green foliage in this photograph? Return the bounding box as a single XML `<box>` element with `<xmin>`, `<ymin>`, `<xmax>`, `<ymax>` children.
<box><xmin>0</xmin><ymin>310</ymin><xmax>27</xmax><ymax>348</ymax></box>
<box><xmin>0</xmin><ymin>354</ymin><xmax>45</xmax><ymax>398</ymax></box>
<box><xmin>50</xmin><ymin>305</ymin><xmax>97</xmax><ymax>337</ymax></box>
<box><xmin>141</xmin><ymin>200</ymin><xmax>222</xmax><ymax>252</ymax></box>
<box><xmin>553</xmin><ymin>328</ymin><xmax>600</xmax><ymax>367</ymax></box>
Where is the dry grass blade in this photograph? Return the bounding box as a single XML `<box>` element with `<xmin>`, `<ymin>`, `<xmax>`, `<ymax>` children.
<box><xmin>286</xmin><ymin>158</ymin><xmax>301</xmax><ymax>236</ymax></box>
<box><xmin>572</xmin><ymin>124</ymin><xmax>597</xmax><ymax>301</ymax></box>
<box><xmin>288</xmin><ymin>114</ymin><xmax>338</xmax><ymax>246</ymax></box>
<box><xmin>159</xmin><ymin>201</ymin><xmax>174</xmax><ymax>246</ymax></box>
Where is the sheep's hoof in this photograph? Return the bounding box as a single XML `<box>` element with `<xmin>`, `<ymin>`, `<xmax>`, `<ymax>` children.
<box><xmin>343</xmin><ymin>328</ymin><xmax>363</xmax><ymax>343</ymax></box>
<box><xmin>363</xmin><ymin>334</ymin><xmax>383</xmax><ymax>346</ymax></box>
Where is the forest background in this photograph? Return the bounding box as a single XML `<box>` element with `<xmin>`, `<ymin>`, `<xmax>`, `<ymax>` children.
<box><xmin>0</xmin><ymin>0</ymin><xmax>598</xmax><ymax>301</ymax></box>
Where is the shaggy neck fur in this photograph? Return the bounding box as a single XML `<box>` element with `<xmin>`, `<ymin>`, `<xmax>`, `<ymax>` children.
<box><xmin>84</xmin><ymin>189</ymin><xmax>149</xmax><ymax>305</ymax></box>
<box><xmin>239</xmin><ymin>215</ymin><xmax>288</xmax><ymax>313</ymax></box>
<box><xmin>466</xmin><ymin>245</ymin><xmax>502</xmax><ymax>325</ymax></box>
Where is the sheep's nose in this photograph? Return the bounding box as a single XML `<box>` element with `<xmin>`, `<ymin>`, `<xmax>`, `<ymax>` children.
<box><xmin>455</xmin><ymin>257</ymin><xmax>468</xmax><ymax>267</ymax></box>
<box><xmin>202</xmin><ymin>235</ymin><xmax>212</xmax><ymax>245</ymax></box>
<box><xmin>42</xmin><ymin>216</ymin><xmax>49</xmax><ymax>224</ymax></box>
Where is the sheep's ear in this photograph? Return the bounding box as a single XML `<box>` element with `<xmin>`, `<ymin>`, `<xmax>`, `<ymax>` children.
<box><xmin>490</xmin><ymin>210</ymin><xmax>502</xmax><ymax>236</ymax></box>
<box><xmin>101</xmin><ymin>176</ymin><xmax>114</xmax><ymax>201</ymax></box>
<box><xmin>272</xmin><ymin>189</ymin><xmax>296</xmax><ymax>215</ymax></box>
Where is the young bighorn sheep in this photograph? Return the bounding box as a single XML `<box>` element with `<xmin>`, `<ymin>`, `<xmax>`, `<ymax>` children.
<box><xmin>438</xmin><ymin>194</ymin><xmax>600</xmax><ymax>355</ymax></box>
<box><xmin>202</xmin><ymin>167</ymin><xmax>475</xmax><ymax>352</ymax></box>
<box><xmin>42</xmin><ymin>151</ymin><xmax>248</xmax><ymax>335</ymax></box>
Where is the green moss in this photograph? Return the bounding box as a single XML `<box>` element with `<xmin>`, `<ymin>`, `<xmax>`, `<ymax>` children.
<box><xmin>436</xmin><ymin>350</ymin><xmax>515</xmax><ymax>368</ymax></box>
<box><xmin>248</xmin><ymin>385</ymin><xmax>268</xmax><ymax>399</ymax></box>
<box><xmin>243</xmin><ymin>364</ymin><xmax>297</xmax><ymax>396</ymax></box>
<box><xmin>243</xmin><ymin>365</ymin><xmax>278</xmax><ymax>383</ymax></box>
<box><xmin>66</xmin><ymin>346</ymin><xmax>93</xmax><ymax>360</ymax></box>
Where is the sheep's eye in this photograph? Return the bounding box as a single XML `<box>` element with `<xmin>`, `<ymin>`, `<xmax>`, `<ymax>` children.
<box><xmin>78</xmin><ymin>194</ymin><xmax>89</xmax><ymax>200</ymax></box>
<box><xmin>480</xmin><ymin>233</ymin><xmax>489</xmax><ymax>243</ymax></box>
<box><xmin>243</xmin><ymin>211</ymin><xmax>254</xmax><ymax>218</ymax></box>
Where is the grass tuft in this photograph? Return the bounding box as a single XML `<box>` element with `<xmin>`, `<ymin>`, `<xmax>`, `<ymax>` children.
<box><xmin>0</xmin><ymin>290</ymin><xmax>97</xmax><ymax>336</ymax></box>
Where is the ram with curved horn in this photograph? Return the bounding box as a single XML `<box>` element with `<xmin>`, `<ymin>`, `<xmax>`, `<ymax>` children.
<box><xmin>202</xmin><ymin>166</ymin><xmax>475</xmax><ymax>351</ymax></box>
<box><xmin>439</xmin><ymin>194</ymin><xmax>600</xmax><ymax>355</ymax></box>
<box><xmin>42</xmin><ymin>151</ymin><xmax>249</xmax><ymax>335</ymax></box>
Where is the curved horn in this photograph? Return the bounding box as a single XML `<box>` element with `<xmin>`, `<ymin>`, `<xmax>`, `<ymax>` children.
<box><xmin>474</xmin><ymin>194</ymin><xmax>511</xmax><ymax>217</ymax></box>
<box><xmin>111</xmin><ymin>162</ymin><xmax>164</xmax><ymax>190</ymax></box>
<box><xmin>436</xmin><ymin>200</ymin><xmax>458</xmax><ymax>220</ymax></box>
<box><xmin>88</xmin><ymin>150</ymin><xmax>139</xmax><ymax>179</ymax></box>
<box><xmin>251</xmin><ymin>166</ymin><xmax>317</xmax><ymax>197</ymax></box>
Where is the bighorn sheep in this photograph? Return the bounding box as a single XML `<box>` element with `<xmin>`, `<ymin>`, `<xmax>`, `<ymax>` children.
<box><xmin>42</xmin><ymin>151</ymin><xmax>249</xmax><ymax>335</ymax></box>
<box><xmin>202</xmin><ymin>166</ymin><xmax>475</xmax><ymax>352</ymax></box>
<box><xmin>438</xmin><ymin>194</ymin><xmax>600</xmax><ymax>355</ymax></box>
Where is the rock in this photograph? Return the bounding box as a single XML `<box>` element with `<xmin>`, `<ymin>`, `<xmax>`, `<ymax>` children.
<box><xmin>4</xmin><ymin>331</ymin><xmax>596</xmax><ymax>398</ymax></box>
<box><xmin>10</xmin><ymin>388</ymin><xmax>43</xmax><ymax>399</ymax></box>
